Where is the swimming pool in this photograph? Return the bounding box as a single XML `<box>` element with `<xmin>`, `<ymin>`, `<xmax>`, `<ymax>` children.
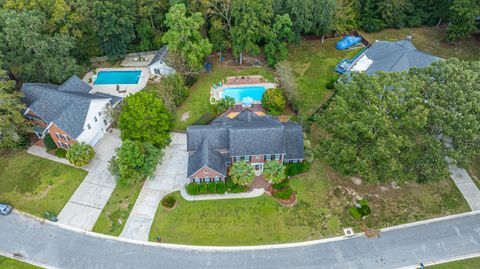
<box><xmin>223</xmin><ymin>86</ymin><xmax>266</xmax><ymax>102</ymax></box>
<box><xmin>94</xmin><ymin>70</ymin><xmax>141</xmax><ymax>85</ymax></box>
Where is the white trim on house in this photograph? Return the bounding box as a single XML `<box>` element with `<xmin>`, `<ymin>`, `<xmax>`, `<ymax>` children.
<box><xmin>76</xmin><ymin>99</ymin><xmax>112</xmax><ymax>146</ymax></box>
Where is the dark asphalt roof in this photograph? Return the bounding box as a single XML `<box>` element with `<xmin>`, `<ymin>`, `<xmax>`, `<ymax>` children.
<box><xmin>361</xmin><ymin>40</ymin><xmax>440</xmax><ymax>75</ymax></box>
<box><xmin>187</xmin><ymin>139</ymin><xmax>227</xmax><ymax>177</ymax></box>
<box><xmin>187</xmin><ymin>110</ymin><xmax>304</xmax><ymax>177</ymax></box>
<box><xmin>149</xmin><ymin>46</ymin><xmax>168</xmax><ymax>66</ymax></box>
<box><xmin>21</xmin><ymin>75</ymin><xmax>122</xmax><ymax>138</ymax></box>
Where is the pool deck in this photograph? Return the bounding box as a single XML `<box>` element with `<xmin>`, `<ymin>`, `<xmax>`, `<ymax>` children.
<box><xmin>83</xmin><ymin>67</ymin><xmax>150</xmax><ymax>97</ymax></box>
<box><xmin>211</xmin><ymin>75</ymin><xmax>276</xmax><ymax>103</ymax></box>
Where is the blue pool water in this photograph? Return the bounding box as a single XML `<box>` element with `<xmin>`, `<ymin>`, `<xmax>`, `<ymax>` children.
<box><xmin>94</xmin><ymin>70</ymin><xmax>141</xmax><ymax>85</ymax></box>
<box><xmin>223</xmin><ymin>86</ymin><xmax>266</xmax><ymax>102</ymax></box>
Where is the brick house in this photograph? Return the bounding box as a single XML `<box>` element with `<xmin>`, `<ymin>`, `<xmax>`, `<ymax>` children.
<box><xmin>186</xmin><ymin>109</ymin><xmax>305</xmax><ymax>183</ymax></box>
<box><xmin>21</xmin><ymin>75</ymin><xmax>122</xmax><ymax>148</ymax></box>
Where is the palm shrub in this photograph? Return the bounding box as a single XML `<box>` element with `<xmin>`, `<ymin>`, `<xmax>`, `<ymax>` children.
<box><xmin>66</xmin><ymin>142</ymin><xmax>95</xmax><ymax>167</ymax></box>
<box><xmin>263</xmin><ymin>161</ymin><xmax>286</xmax><ymax>184</ymax></box>
<box><xmin>229</xmin><ymin>160</ymin><xmax>255</xmax><ymax>186</ymax></box>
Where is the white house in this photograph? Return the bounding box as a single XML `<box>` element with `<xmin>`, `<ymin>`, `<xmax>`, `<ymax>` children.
<box><xmin>149</xmin><ymin>46</ymin><xmax>175</xmax><ymax>77</ymax></box>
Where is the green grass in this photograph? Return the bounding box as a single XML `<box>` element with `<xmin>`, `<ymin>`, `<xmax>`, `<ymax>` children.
<box><xmin>92</xmin><ymin>181</ymin><xmax>144</xmax><ymax>236</ymax></box>
<box><xmin>287</xmin><ymin>38</ymin><xmax>361</xmax><ymax>118</ymax></box>
<box><xmin>149</xmin><ymin>160</ymin><xmax>468</xmax><ymax>246</ymax></box>
<box><xmin>173</xmin><ymin>63</ymin><xmax>274</xmax><ymax>130</ymax></box>
<box><xmin>360</xmin><ymin>26</ymin><xmax>480</xmax><ymax>60</ymax></box>
<box><xmin>0</xmin><ymin>256</ymin><xmax>42</xmax><ymax>269</ymax></box>
<box><xmin>0</xmin><ymin>151</ymin><xmax>87</xmax><ymax>217</ymax></box>
<box><xmin>468</xmin><ymin>160</ymin><xmax>480</xmax><ymax>190</ymax></box>
<box><xmin>427</xmin><ymin>257</ymin><xmax>480</xmax><ymax>268</ymax></box>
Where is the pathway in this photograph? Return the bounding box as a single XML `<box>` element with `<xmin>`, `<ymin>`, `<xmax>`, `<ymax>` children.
<box><xmin>27</xmin><ymin>145</ymin><xmax>87</xmax><ymax>170</ymax></box>
<box><xmin>56</xmin><ymin>130</ymin><xmax>121</xmax><ymax>230</ymax></box>
<box><xmin>449</xmin><ymin>163</ymin><xmax>480</xmax><ymax>211</ymax></box>
<box><xmin>2</xmin><ymin>211</ymin><xmax>480</xmax><ymax>268</ymax></box>
<box><xmin>119</xmin><ymin>132</ymin><xmax>188</xmax><ymax>241</ymax></box>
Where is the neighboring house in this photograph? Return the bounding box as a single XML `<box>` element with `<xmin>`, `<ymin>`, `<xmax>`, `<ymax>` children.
<box><xmin>186</xmin><ymin>109</ymin><xmax>305</xmax><ymax>183</ymax></box>
<box><xmin>148</xmin><ymin>46</ymin><xmax>175</xmax><ymax>76</ymax></box>
<box><xmin>21</xmin><ymin>75</ymin><xmax>122</xmax><ymax>148</ymax></box>
<box><xmin>342</xmin><ymin>39</ymin><xmax>440</xmax><ymax>76</ymax></box>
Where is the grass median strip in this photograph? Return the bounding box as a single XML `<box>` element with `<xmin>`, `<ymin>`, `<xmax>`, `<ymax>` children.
<box><xmin>92</xmin><ymin>181</ymin><xmax>144</xmax><ymax>236</ymax></box>
<box><xmin>0</xmin><ymin>151</ymin><xmax>86</xmax><ymax>217</ymax></box>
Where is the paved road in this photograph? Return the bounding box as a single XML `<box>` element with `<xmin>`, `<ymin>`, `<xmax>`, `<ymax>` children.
<box><xmin>2</xmin><ymin>212</ymin><xmax>480</xmax><ymax>269</ymax></box>
<box><xmin>57</xmin><ymin>130</ymin><xmax>121</xmax><ymax>230</ymax></box>
<box><xmin>120</xmin><ymin>132</ymin><xmax>188</xmax><ymax>241</ymax></box>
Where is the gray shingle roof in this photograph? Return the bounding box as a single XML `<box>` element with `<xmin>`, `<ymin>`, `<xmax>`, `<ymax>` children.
<box><xmin>21</xmin><ymin>75</ymin><xmax>121</xmax><ymax>138</ymax></box>
<box><xmin>187</xmin><ymin>110</ymin><xmax>304</xmax><ymax>177</ymax></box>
<box><xmin>360</xmin><ymin>40</ymin><xmax>440</xmax><ymax>75</ymax></box>
<box><xmin>187</xmin><ymin>138</ymin><xmax>227</xmax><ymax>177</ymax></box>
<box><xmin>149</xmin><ymin>46</ymin><xmax>168</xmax><ymax>66</ymax></box>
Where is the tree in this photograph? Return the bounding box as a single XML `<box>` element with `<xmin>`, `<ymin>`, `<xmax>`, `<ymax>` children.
<box><xmin>265</xmin><ymin>14</ymin><xmax>293</xmax><ymax>66</ymax></box>
<box><xmin>162</xmin><ymin>4</ymin><xmax>212</xmax><ymax>71</ymax></box>
<box><xmin>275</xmin><ymin>61</ymin><xmax>298</xmax><ymax>109</ymax></box>
<box><xmin>0</xmin><ymin>10</ymin><xmax>79</xmax><ymax>83</ymax></box>
<box><xmin>311</xmin><ymin>0</ymin><xmax>336</xmax><ymax>41</ymax></box>
<box><xmin>210</xmin><ymin>96</ymin><xmax>235</xmax><ymax>115</ymax></box>
<box><xmin>119</xmin><ymin>91</ymin><xmax>172</xmax><ymax>149</ymax></box>
<box><xmin>66</xmin><ymin>142</ymin><xmax>95</xmax><ymax>167</ymax></box>
<box><xmin>262</xmin><ymin>88</ymin><xmax>285</xmax><ymax>115</ymax></box>
<box><xmin>317</xmin><ymin>71</ymin><xmax>447</xmax><ymax>183</ymax></box>
<box><xmin>333</xmin><ymin>0</ymin><xmax>360</xmax><ymax>34</ymax></box>
<box><xmin>108</xmin><ymin>140</ymin><xmax>163</xmax><ymax>186</ymax></box>
<box><xmin>229</xmin><ymin>160</ymin><xmax>255</xmax><ymax>186</ymax></box>
<box><xmin>0</xmin><ymin>66</ymin><xmax>30</xmax><ymax>150</ymax></box>
<box><xmin>446</xmin><ymin>0</ymin><xmax>479</xmax><ymax>41</ymax></box>
<box><xmin>153</xmin><ymin>73</ymin><xmax>189</xmax><ymax>114</ymax></box>
<box><xmin>231</xmin><ymin>0</ymin><xmax>273</xmax><ymax>64</ymax></box>
<box><xmin>263</xmin><ymin>160</ymin><xmax>286</xmax><ymax>184</ymax></box>
<box><xmin>93</xmin><ymin>0</ymin><xmax>135</xmax><ymax>60</ymax></box>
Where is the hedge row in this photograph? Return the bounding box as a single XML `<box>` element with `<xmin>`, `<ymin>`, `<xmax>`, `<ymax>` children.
<box><xmin>187</xmin><ymin>181</ymin><xmax>226</xmax><ymax>195</ymax></box>
<box><xmin>285</xmin><ymin>162</ymin><xmax>311</xmax><ymax>177</ymax></box>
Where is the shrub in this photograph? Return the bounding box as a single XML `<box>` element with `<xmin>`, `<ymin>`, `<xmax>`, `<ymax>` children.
<box><xmin>187</xmin><ymin>182</ymin><xmax>198</xmax><ymax>195</ymax></box>
<box><xmin>285</xmin><ymin>162</ymin><xmax>310</xmax><ymax>177</ymax></box>
<box><xmin>349</xmin><ymin>207</ymin><xmax>362</xmax><ymax>220</ymax></box>
<box><xmin>55</xmin><ymin>148</ymin><xmax>67</xmax><ymax>158</ymax></box>
<box><xmin>225</xmin><ymin>178</ymin><xmax>247</xmax><ymax>193</ymax></box>
<box><xmin>272</xmin><ymin>179</ymin><xmax>289</xmax><ymax>190</ymax></box>
<box><xmin>207</xmin><ymin>182</ymin><xmax>216</xmax><ymax>194</ymax></box>
<box><xmin>44</xmin><ymin>133</ymin><xmax>57</xmax><ymax>150</ymax></box>
<box><xmin>262</xmin><ymin>88</ymin><xmax>285</xmax><ymax>116</ymax></box>
<box><xmin>326</xmin><ymin>80</ymin><xmax>335</xmax><ymax>90</ymax></box>
<box><xmin>229</xmin><ymin>160</ymin><xmax>255</xmax><ymax>186</ymax></box>
<box><xmin>66</xmin><ymin>142</ymin><xmax>95</xmax><ymax>167</ymax></box>
<box><xmin>263</xmin><ymin>160</ymin><xmax>286</xmax><ymax>184</ymax></box>
<box><xmin>199</xmin><ymin>182</ymin><xmax>208</xmax><ymax>194</ymax></box>
<box><xmin>161</xmin><ymin>195</ymin><xmax>176</xmax><ymax>208</ymax></box>
<box><xmin>349</xmin><ymin>199</ymin><xmax>371</xmax><ymax>219</ymax></box>
<box><xmin>216</xmin><ymin>181</ymin><xmax>226</xmax><ymax>194</ymax></box>
<box><xmin>272</xmin><ymin>187</ymin><xmax>293</xmax><ymax>200</ymax></box>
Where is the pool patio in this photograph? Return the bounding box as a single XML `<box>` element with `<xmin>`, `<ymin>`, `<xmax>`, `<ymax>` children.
<box><xmin>83</xmin><ymin>67</ymin><xmax>150</xmax><ymax>97</ymax></box>
<box><xmin>210</xmin><ymin>75</ymin><xmax>275</xmax><ymax>104</ymax></box>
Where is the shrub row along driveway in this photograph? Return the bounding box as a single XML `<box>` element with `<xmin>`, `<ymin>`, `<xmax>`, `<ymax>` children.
<box><xmin>57</xmin><ymin>130</ymin><xmax>121</xmax><ymax>230</ymax></box>
<box><xmin>120</xmin><ymin>132</ymin><xmax>188</xmax><ymax>241</ymax></box>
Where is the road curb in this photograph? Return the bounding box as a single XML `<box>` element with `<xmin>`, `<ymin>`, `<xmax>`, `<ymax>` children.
<box><xmin>397</xmin><ymin>251</ymin><xmax>480</xmax><ymax>269</ymax></box>
<box><xmin>0</xmin><ymin>249</ymin><xmax>59</xmax><ymax>269</ymax></box>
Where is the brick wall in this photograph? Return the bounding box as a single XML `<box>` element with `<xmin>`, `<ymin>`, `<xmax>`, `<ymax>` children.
<box><xmin>189</xmin><ymin>166</ymin><xmax>224</xmax><ymax>182</ymax></box>
<box><xmin>48</xmin><ymin>124</ymin><xmax>76</xmax><ymax>149</ymax></box>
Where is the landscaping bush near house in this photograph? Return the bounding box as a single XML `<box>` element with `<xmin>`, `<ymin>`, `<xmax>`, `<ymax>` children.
<box><xmin>161</xmin><ymin>195</ymin><xmax>176</xmax><ymax>209</ymax></box>
<box><xmin>285</xmin><ymin>162</ymin><xmax>311</xmax><ymax>177</ymax></box>
<box><xmin>187</xmin><ymin>182</ymin><xmax>198</xmax><ymax>195</ymax></box>
<box><xmin>207</xmin><ymin>182</ymin><xmax>216</xmax><ymax>194</ymax></box>
<box><xmin>349</xmin><ymin>199</ymin><xmax>371</xmax><ymax>220</ymax></box>
<box><xmin>272</xmin><ymin>187</ymin><xmax>293</xmax><ymax>200</ymax></box>
<box><xmin>216</xmin><ymin>181</ymin><xmax>226</xmax><ymax>194</ymax></box>
<box><xmin>225</xmin><ymin>178</ymin><xmax>248</xmax><ymax>193</ymax></box>
<box><xmin>66</xmin><ymin>142</ymin><xmax>95</xmax><ymax>167</ymax></box>
<box><xmin>272</xmin><ymin>179</ymin><xmax>290</xmax><ymax>190</ymax></box>
<box><xmin>54</xmin><ymin>148</ymin><xmax>67</xmax><ymax>158</ymax></box>
<box><xmin>262</xmin><ymin>88</ymin><xmax>285</xmax><ymax>116</ymax></box>
<box><xmin>44</xmin><ymin>134</ymin><xmax>57</xmax><ymax>150</ymax></box>
<box><xmin>199</xmin><ymin>182</ymin><xmax>208</xmax><ymax>194</ymax></box>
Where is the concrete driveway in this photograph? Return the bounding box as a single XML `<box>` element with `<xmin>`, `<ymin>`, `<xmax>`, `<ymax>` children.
<box><xmin>120</xmin><ymin>132</ymin><xmax>187</xmax><ymax>241</ymax></box>
<box><xmin>57</xmin><ymin>129</ymin><xmax>121</xmax><ymax>230</ymax></box>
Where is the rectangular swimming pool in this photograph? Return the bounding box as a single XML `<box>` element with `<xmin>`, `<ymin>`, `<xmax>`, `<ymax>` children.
<box><xmin>94</xmin><ymin>70</ymin><xmax>142</xmax><ymax>85</ymax></box>
<box><xmin>223</xmin><ymin>86</ymin><xmax>266</xmax><ymax>102</ymax></box>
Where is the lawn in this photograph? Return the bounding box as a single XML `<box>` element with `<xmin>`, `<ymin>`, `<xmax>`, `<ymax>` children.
<box><xmin>0</xmin><ymin>256</ymin><xmax>41</xmax><ymax>269</ymax></box>
<box><xmin>173</xmin><ymin>62</ymin><xmax>274</xmax><ymax>130</ymax></box>
<box><xmin>92</xmin><ymin>181</ymin><xmax>144</xmax><ymax>236</ymax></box>
<box><xmin>0</xmin><ymin>151</ymin><xmax>87</xmax><ymax>217</ymax></box>
<box><xmin>427</xmin><ymin>257</ymin><xmax>480</xmax><ymax>268</ymax></box>
<box><xmin>360</xmin><ymin>26</ymin><xmax>480</xmax><ymax>60</ymax></box>
<box><xmin>468</xmin><ymin>160</ymin><xmax>480</xmax><ymax>190</ymax></box>
<box><xmin>287</xmin><ymin>38</ymin><xmax>361</xmax><ymax>119</ymax></box>
<box><xmin>148</xmin><ymin>160</ymin><xmax>468</xmax><ymax>246</ymax></box>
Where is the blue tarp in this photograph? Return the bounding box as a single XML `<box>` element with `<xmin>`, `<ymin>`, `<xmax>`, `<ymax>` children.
<box><xmin>336</xmin><ymin>36</ymin><xmax>362</xmax><ymax>50</ymax></box>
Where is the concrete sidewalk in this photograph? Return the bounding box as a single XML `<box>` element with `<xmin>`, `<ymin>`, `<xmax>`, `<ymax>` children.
<box><xmin>180</xmin><ymin>187</ymin><xmax>264</xmax><ymax>201</ymax></box>
<box><xmin>27</xmin><ymin>145</ymin><xmax>88</xmax><ymax>171</ymax></box>
<box><xmin>120</xmin><ymin>133</ymin><xmax>188</xmax><ymax>241</ymax></box>
<box><xmin>449</xmin><ymin>163</ymin><xmax>480</xmax><ymax>211</ymax></box>
<box><xmin>57</xmin><ymin>130</ymin><xmax>121</xmax><ymax>231</ymax></box>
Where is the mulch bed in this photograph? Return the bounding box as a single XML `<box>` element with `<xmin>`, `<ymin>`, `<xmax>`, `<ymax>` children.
<box><xmin>266</xmin><ymin>186</ymin><xmax>297</xmax><ymax>206</ymax></box>
<box><xmin>162</xmin><ymin>201</ymin><xmax>178</xmax><ymax>211</ymax></box>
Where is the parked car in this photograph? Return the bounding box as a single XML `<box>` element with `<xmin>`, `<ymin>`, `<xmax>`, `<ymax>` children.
<box><xmin>0</xmin><ymin>203</ymin><xmax>13</xmax><ymax>215</ymax></box>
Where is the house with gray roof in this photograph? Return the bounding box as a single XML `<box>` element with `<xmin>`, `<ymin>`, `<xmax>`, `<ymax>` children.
<box><xmin>148</xmin><ymin>46</ymin><xmax>175</xmax><ymax>77</ymax></box>
<box><xmin>186</xmin><ymin>109</ymin><xmax>305</xmax><ymax>183</ymax></box>
<box><xmin>21</xmin><ymin>75</ymin><xmax>122</xmax><ymax>148</ymax></box>
<box><xmin>340</xmin><ymin>39</ymin><xmax>440</xmax><ymax>76</ymax></box>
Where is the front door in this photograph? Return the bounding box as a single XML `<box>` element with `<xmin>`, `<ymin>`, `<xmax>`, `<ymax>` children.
<box><xmin>252</xmin><ymin>163</ymin><xmax>263</xmax><ymax>176</ymax></box>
